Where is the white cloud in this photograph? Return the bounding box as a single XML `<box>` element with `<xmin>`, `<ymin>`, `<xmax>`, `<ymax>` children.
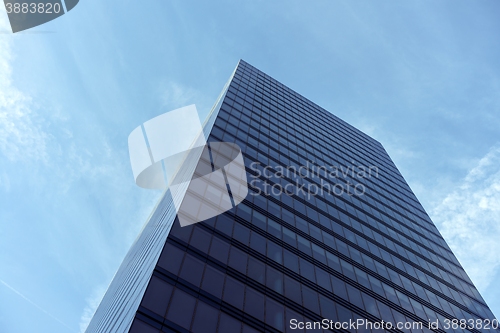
<box><xmin>0</xmin><ymin>15</ymin><xmax>50</xmax><ymax>164</ymax></box>
<box><xmin>0</xmin><ymin>12</ymin><xmax>125</xmax><ymax>191</ymax></box>
<box><xmin>158</xmin><ymin>80</ymin><xmax>214</xmax><ymax>123</ymax></box>
<box><xmin>431</xmin><ymin>144</ymin><xmax>500</xmax><ymax>291</ymax></box>
<box><xmin>160</xmin><ymin>81</ymin><xmax>199</xmax><ymax>109</ymax></box>
<box><xmin>78</xmin><ymin>284</ymin><xmax>107</xmax><ymax>333</ymax></box>
<box><xmin>0</xmin><ymin>15</ymin><xmax>161</xmax><ymax>333</ymax></box>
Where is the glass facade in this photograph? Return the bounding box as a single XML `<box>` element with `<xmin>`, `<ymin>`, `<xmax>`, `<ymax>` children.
<box><xmin>89</xmin><ymin>60</ymin><xmax>499</xmax><ymax>333</ymax></box>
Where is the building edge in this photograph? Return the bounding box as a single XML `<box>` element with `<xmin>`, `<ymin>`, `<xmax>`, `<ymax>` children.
<box><xmin>83</xmin><ymin>63</ymin><xmax>238</xmax><ymax>333</ymax></box>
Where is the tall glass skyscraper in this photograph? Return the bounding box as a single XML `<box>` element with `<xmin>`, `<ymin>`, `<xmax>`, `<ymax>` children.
<box><xmin>86</xmin><ymin>60</ymin><xmax>499</xmax><ymax>333</ymax></box>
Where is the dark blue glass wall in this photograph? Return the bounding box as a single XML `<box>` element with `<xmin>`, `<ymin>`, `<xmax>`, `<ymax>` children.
<box><xmin>129</xmin><ymin>60</ymin><xmax>499</xmax><ymax>333</ymax></box>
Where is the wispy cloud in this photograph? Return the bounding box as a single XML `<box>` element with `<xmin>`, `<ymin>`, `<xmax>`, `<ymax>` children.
<box><xmin>0</xmin><ymin>16</ymin><xmax>50</xmax><ymax>164</ymax></box>
<box><xmin>158</xmin><ymin>80</ymin><xmax>214</xmax><ymax>123</ymax></box>
<box><xmin>160</xmin><ymin>81</ymin><xmax>200</xmax><ymax>109</ymax></box>
<box><xmin>0</xmin><ymin>14</ymin><xmax>161</xmax><ymax>333</ymax></box>
<box><xmin>78</xmin><ymin>284</ymin><xmax>107</xmax><ymax>333</ymax></box>
<box><xmin>0</xmin><ymin>279</ymin><xmax>76</xmax><ymax>332</ymax></box>
<box><xmin>431</xmin><ymin>144</ymin><xmax>500</xmax><ymax>291</ymax></box>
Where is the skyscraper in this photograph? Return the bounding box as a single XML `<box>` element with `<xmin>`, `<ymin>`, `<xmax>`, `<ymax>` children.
<box><xmin>86</xmin><ymin>60</ymin><xmax>499</xmax><ymax>333</ymax></box>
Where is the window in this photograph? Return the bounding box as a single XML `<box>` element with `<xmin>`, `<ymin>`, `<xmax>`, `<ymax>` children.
<box><xmin>265</xmin><ymin>297</ymin><xmax>285</xmax><ymax>331</ymax></box>
<box><xmin>298</xmin><ymin>257</ymin><xmax>316</xmax><ymax>283</ymax></box>
<box><xmin>141</xmin><ymin>276</ymin><xmax>173</xmax><ymax>316</ymax></box>
<box><xmin>191</xmin><ymin>301</ymin><xmax>219</xmax><ymax>333</ymax></box>
<box><xmin>189</xmin><ymin>227</ymin><xmax>212</xmax><ymax>253</ymax></box>
<box><xmin>319</xmin><ymin>295</ymin><xmax>338</xmax><ymax>321</ymax></box>
<box><xmin>244</xmin><ymin>288</ymin><xmax>265</xmax><ymax>321</ymax></box>
<box><xmin>223</xmin><ymin>276</ymin><xmax>245</xmax><ymax>310</ymax></box>
<box><xmin>157</xmin><ymin>243</ymin><xmax>185</xmax><ymax>275</ymax></box>
<box><xmin>248</xmin><ymin>256</ymin><xmax>265</xmax><ymax>284</ymax></box>
<box><xmin>201</xmin><ymin>265</ymin><xmax>225</xmax><ymax>299</ymax></box>
<box><xmin>267</xmin><ymin>241</ymin><xmax>282</xmax><ymax>264</ymax></box>
<box><xmin>166</xmin><ymin>289</ymin><xmax>197</xmax><ymax>329</ymax></box>
<box><xmin>218</xmin><ymin>312</ymin><xmax>242</xmax><ymax>332</ymax></box>
<box><xmin>228</xmin><ymin>246</ymin><xmax>248</xmax><ymax>274</ymax></box>
<box><xmin>209</xmin><ymin>237</ymin><xmax>230</xmax><ymax>264</ymax></box>
<box><xmin>301</xmin><ymin>286</ymin><xmax>320</xmax><ymax>315</ymax></box>
<box><xmin>233</xmin><ymin>222</ymin><xmax>250</xmax><ymax>246</ymax></box>
<box><xmin>179</xmin><ymin>254</ymin><xmax>205</xmax><ymax>288</ymax></box>
<box><xmin>250</xmin><ymin>231</ymin><xmax>266</xmax><ymax>255</ymax></box>
<box><xmin>315</xmin><ymin>267</ymin><xmax>332</xmax><ymax>292</ymax></box>
<box><xmin>266</xmin><ymin>266</ymin><xmax>283</xmax><ymax>294</ymax></box>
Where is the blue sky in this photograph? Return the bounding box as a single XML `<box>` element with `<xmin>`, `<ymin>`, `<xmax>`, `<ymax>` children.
<box><xmin>0</xmin><ymin>1</ymin><xmax>499</xmax><ymax>332</ymax></box>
